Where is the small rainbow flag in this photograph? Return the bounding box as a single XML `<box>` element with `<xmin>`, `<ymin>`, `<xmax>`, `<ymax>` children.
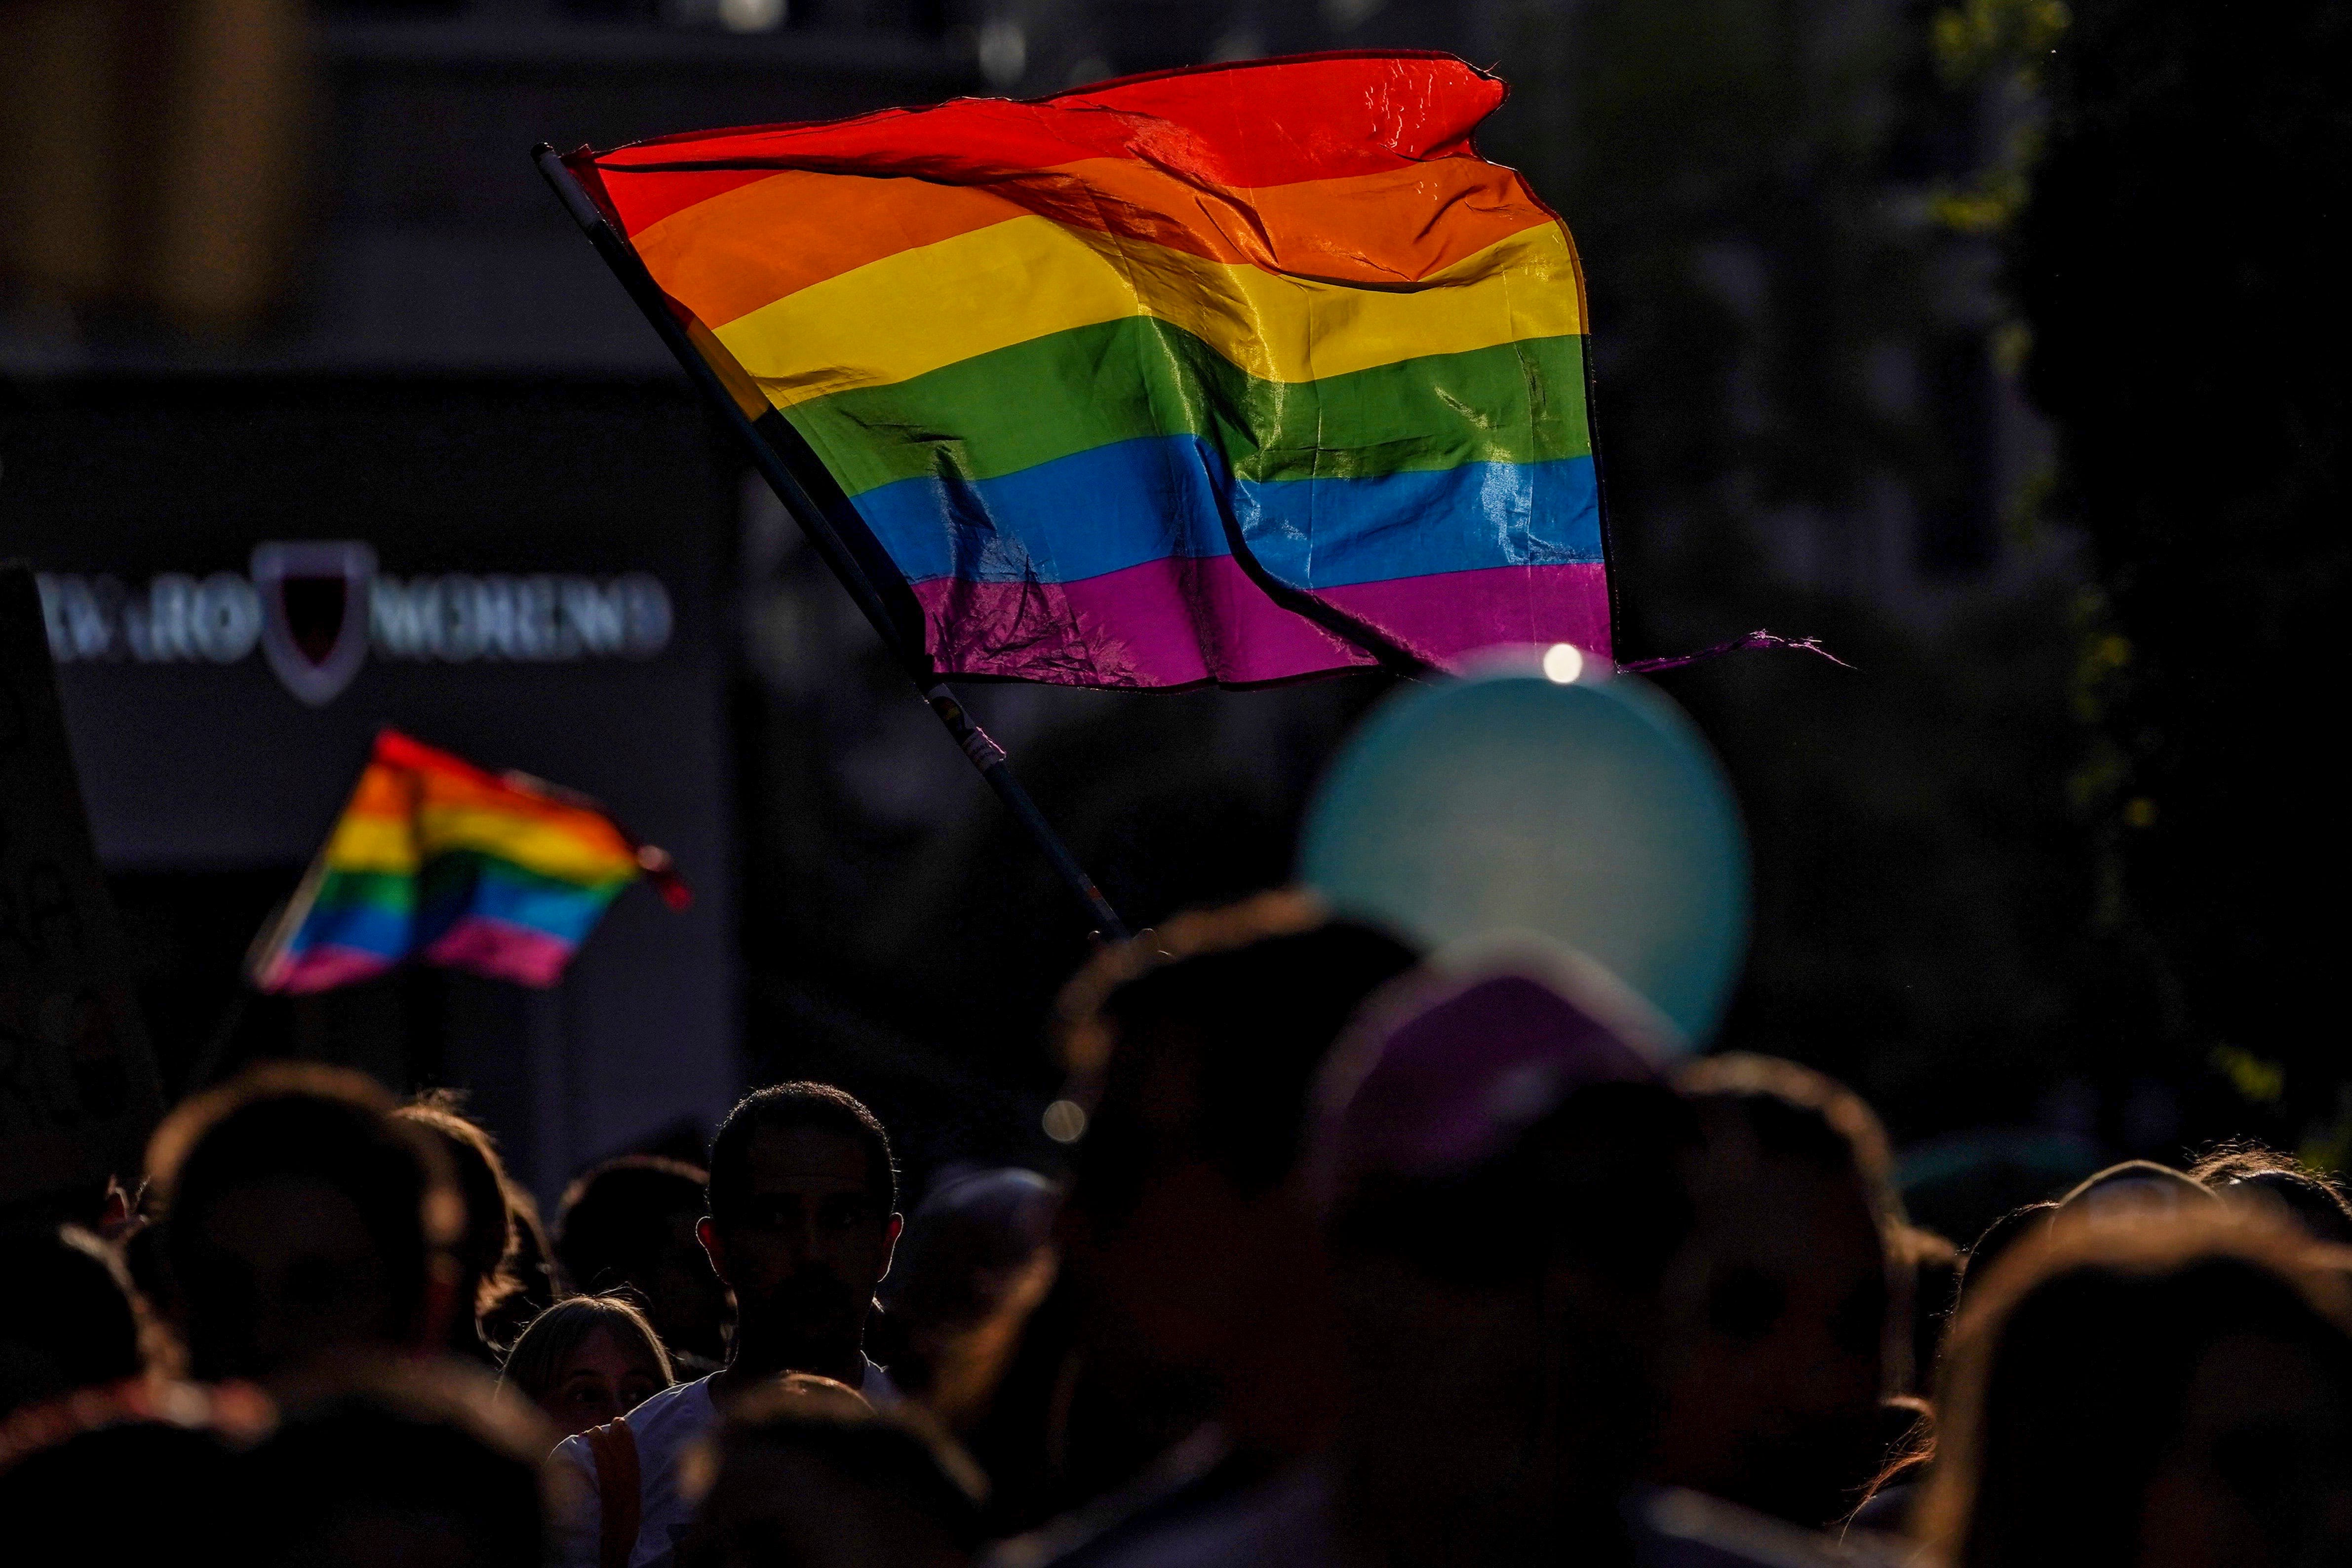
<box><xmin>564</xmin><ymin>51</ymin><xmax>1608</xmax><ymax>690</ymax></box>
<box><xmin>248</xmin><ymin>729</ymin><xmax>688</xmax><ymax>994</ymax></box>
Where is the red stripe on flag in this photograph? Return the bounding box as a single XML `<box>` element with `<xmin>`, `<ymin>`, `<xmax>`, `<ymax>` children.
<box><xmin>578</xmin><ymin>52</ymin><xmax>1506</xmax><ymax>235</ymax></box>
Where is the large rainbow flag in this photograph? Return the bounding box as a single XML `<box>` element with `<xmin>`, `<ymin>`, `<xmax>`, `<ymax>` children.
<box><xmin>565</xmin><ymin>52</ymin><xmax>1609</xmax><ymax>689</ymax></box>
<box><xmin>248</xmin><ymin>729</ymin><xmax>687</xmax><ymax>993</ymax></box>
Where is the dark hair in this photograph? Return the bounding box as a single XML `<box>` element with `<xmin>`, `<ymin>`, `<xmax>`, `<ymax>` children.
<box><xmin>485</xmin><ymin>1187</ymin><xmax>558</xmax><ymax>1353</ymax></box>
<box><xmin>498</xmin><ymin>1295</ymin><xmax>673</xmax><ymax>1408</ymax></box>
<box><xmin>883</xmin><ymin>1167</ymin><xmax>1059</xmax><ymax>1327</ymax></box>
<box><xmin>147</xmin><ymin>1063</ymin><xmax>459</xmax><ymax>1377</ymax></box>
<box><xmin>242</xmin><ymin>1366</ymin><xmax>550</xmax><ymax>1567</ymax></box>
<box><xmin>0</xmin><ymin>1422</ymin><xmax>239</xmax><ymax>1559</ymax></box>
<box><xmin>707</xmin><ymin>1083</ymin><xmax>897</xmax><ymax>1223</ymax></box>
<box><xmin>1674</xmin><ymin>1053</ymin><xmax>1899</xmax><ymax>1219</ymax></box>
<box><xmin>1847</xmin><ymin>1394</ymin><xmax>1938</xmax><ymax>1527</ymax></box>
<box><xmin>396</xmin><ymin>1095</ymin><xmax>520</xmax><ymax>1326</ymax></box>
<box><xmin>1954</xmin><ymin>1201</ymin><xmax>2057</xmax><ymax>1315</ymax></box>
<box><xmin>1330</xmin><ymin>1079</ymin><xmax>1700</xmax><ymax>1289</ymax></box>
<box><xmin>2058</xmin><ymin>1159</ymin><xmax>2217</xmax><ymax>1212</ymax></box>
<box><xmin>0</xmin><ymin>1226</ymin><xmax>143</xmax><ymax>1419</ymax></box>
<box><xmin>1921</xmin><ymin>1213</ymin><xmax>2352</xmax><ymax>1568</ymax></box>
<box><xmin>2189</xmin><ymin>1142</ymin><xmax>2352</xmax><ymax>1244</ymax></box>
<box><xmin>553</xmin><ymin>1156</ymin><xmax>709</xmax><ymax>1295</ymax></box>
<box><xmin>1894</xmin><ymin>1223</ymin><xmax>1961</xmax><ymax>1396</ymax></box>
<box><xmin>685</xmin><ymin>1379</ymin><xmax>986</xmax><ymax>1563</ymax></box>
<box><xmin>1058</xmin><ymin>892</ymin><xmax>1419</xmax><ymax>1227</ymax></box>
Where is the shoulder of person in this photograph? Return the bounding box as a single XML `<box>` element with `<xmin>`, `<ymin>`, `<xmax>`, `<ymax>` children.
<box><xmin>627</xmin><ymin>1373</ymin><xmax>719</xmax><ymax>1437</ymax></box>
<box><xmin>549</xmin><ymin>1426</ymin><xmax>596</xmax><ymax>1479</ymax></box>
<box><xmin>1633</xmin><ymin>1489</ymin><xmax>1918</xmax><ymax>1568</ymax></box>
<box><xmin>548</xmin><ymin>1375</ymin><xmax>717</xmax><ymax>1486</ymax></box>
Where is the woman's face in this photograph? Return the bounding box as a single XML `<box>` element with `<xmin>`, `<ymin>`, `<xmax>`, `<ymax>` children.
<box><xmin>540</xmin><ymin>1325</ymin><xmax>666</xmax><ymax>1436</ymax></box>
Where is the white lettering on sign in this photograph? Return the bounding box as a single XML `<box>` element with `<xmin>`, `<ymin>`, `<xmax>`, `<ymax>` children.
<box><xmin>35</xmin><ymin>573</ymin><xmax>266</xmax><ymax>664</ymax></box>
<box><xmin>366</xmin><ymin>575</ymin><xmax>670</xmax><ymax>662</ymax></box>
<box><xmin>34</xmin><ymin>569</ymin><xmax>673</xmax><ymax>685</ymax></box>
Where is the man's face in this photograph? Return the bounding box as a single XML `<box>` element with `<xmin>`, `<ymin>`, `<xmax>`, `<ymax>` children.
<box><xmin>701</xmin><ymin>1127</ymin><xmax>899</xmax><ymax>1365</ymax></box>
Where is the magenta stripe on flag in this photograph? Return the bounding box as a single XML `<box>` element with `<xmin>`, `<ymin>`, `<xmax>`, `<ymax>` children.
<box><xmin>913</xmin><ymin>555</ymin><xmax>1374</xmax><ymax>688</ymax></box>
<box><xmin>913</xmin><ymin>559</ymin><xmax>1611</xmax><ymax>687</ymax></box>
<box><xmin>422</xmin><ymin>915</ymin><xmax>579</xmax><ymax>988</ymax></box>
<box><xmin>267</xmin><ymin>944</ymin><xmax>398</xmax><ymax>995</ymax></box>
<box><xmin>1315</xmin><ymin>561</ymin><xmax>1612</xmax><ymax>667</ymax></box>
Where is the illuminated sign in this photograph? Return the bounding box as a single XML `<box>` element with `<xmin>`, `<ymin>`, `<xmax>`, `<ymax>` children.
<box><xmin>36</xmin><ymin>541</ymin><xmax>674</xmax><ymax>706</ymax></box>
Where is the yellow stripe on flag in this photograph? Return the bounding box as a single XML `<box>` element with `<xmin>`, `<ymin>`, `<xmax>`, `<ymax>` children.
<box><xmin>704</xmin><ymin>217</ymin><xmax>1584</xmax><ymax>411</ymax></box>
<box><xmin>324</xmin><ymin>812</ymin><xmax>421</xmax><ymax>876</ymax></box>
<box><xmin>415</xmin><ymin>803</ymin><xmax>642</xmax><ymax>886</ymax></box>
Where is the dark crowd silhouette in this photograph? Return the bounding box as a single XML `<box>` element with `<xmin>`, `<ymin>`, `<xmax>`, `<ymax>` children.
<box><xmin>7</xmin><ymin>889</ymin><xmax>2352</xmax><ymax>1568</ymax></box>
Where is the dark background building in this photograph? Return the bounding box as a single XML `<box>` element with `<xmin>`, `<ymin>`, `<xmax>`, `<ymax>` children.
<box><xmin>3</xmin><ymin>380</ymin><xmax>740</xmax><ymax>1204</ymax></box>
<box><xmin>6</xmin><ymin>0</ymin><xmax>2338</xmax><ymax>1229</ymax></box>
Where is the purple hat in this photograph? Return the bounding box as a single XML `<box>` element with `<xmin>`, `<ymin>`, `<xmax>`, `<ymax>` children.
<box><xmin>1310</xmin><ymin>941</ymin><xmax>1676</xmax><ymax>1209</ymax></box>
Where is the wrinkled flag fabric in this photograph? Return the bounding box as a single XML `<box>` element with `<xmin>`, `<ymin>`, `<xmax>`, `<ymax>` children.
<box><xmin>566</xmin><ymin>51</ymin><xmax>1611</xmax><ymax>688</ymax></box>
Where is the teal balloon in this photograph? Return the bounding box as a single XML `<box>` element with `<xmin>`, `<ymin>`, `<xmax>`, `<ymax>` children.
<box><xmin>1299</xmin><ymin>654</ymin><xmax>1751</xmax><ymax>1048</ymax></box>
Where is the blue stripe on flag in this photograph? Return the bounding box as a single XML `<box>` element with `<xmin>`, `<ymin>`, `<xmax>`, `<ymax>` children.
<box><xmin>848</xmin><ymin>436</ymin><xmax>1599</xmax><ymax>588</ymax></box>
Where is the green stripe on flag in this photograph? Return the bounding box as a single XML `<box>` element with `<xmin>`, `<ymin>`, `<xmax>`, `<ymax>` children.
<box><xmin>783</xmin><ymin>319</ymin><xmax>1589</xmax><ymax>498</ymax></box>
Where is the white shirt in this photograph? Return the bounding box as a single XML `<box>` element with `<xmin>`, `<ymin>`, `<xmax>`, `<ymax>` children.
<box><xmin>549</xmin><ymin>1360</ymin><xmax>900</xmax><ymax>1568</ymax></box>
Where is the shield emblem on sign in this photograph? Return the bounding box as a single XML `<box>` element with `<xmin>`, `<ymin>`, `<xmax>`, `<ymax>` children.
<box><xmin>251</xmin><ymin>542</ymin><xmax>377</xmax><ymax>706</ymax></box>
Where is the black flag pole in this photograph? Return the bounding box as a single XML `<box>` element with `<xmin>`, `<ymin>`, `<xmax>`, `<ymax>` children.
<box><xmin>533</xmin><ymin>144</ymin><xmax>1130</xmax><ymax>942</ymax></box>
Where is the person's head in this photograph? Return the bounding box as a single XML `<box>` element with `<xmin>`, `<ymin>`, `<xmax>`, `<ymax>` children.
<box><xmin>2189</xmin><ymin>1144</ymin><xmax>2352</xmax><ymax>1245</ymax></box>
<box><xmin>0</xmin><ymin>1226</ymin><xmax>144</xmax><ymax>1419</ymax></box>
<box><xmin>0</xmin><ymin>1420</ymin><xmax>239</xmax><ymax>1561</ymax></box>
<box><xmin>395</xmin><ymin>1094</ymin><xmax>519</xmax><ymax>1361</ymax></box>
<box><xmin>1895</xmin><ymin>1223</ymin><xmax>1961</xmax><ymax>1397</ymax></box>
<box><xmin>483</xmin><ymin>1187</ymin><xmax>557</xmax><ymax>1354</ymax></box>
<box><xmin>1649</xmin><ymin>1053</ymin><xmax>1901</xmax><ymax>1528</ymax></box>
<box><xmin>147</xmin><ymin>1062</ymin><xmax>462</xmax><ymax>1386</ymax></box>
<box><xmin>1055</xmin><ymin>892</ymin><xmax>1418</xmax><ymax>1444</ymax></box>
<box><xmin>876</xmin><ymin>1167</ymin><xmax>1059</xmax><ymax>1426</ymax></box>
<box><xmin>2059</xmin><ymin>1160</ymin><xmax>2221</xmax><ymax>1224</ymax></box>
<box><xmin>701</xmin><ymin>1083</ymin><xmax>900</xmax><ymax>1376</ymax></box>
<box><xmin>498</xmin><ymin>1294</ymin><xmax>673</xmax><ymax>1439</ymax></box>
<box><xmin>1919</xmin><ymin>1212</ymin><xmax>2352</xmax><ymax>1568</ymax></box>
<box><xmin>1312</xmin><ymin>951</ymin><xmax>1692</xmax><ymax>1559</ymax></box>
<box><xmin>680</xmin><ymin>1376</ymin><xmax>983</xmax><ymax>1568</ymax></box>
<box><xmin>556</xmin><ymin>1155</ymin><xmax>729</xmax><ymax>1366</ymax></box>
<box><xmin>241</xmin><ymin>1364</ymin><xmax>553</xmax><ymax>1568</ymax></box>
<box><xmin>1952</xmin><ymin>1200</ymin><xmax>2058</xmax><ymax>1325</ymax></box>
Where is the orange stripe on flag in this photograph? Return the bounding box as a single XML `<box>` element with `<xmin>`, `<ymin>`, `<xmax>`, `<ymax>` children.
<box><xmin>628</xmin><ymin>157</ymin><xmax>1555</xmax><ymax>337</ymax></box>
<box><xmin>345</xmin><ymin>763</ymin><xmax>419</xmax><ymax>821</ymax></box>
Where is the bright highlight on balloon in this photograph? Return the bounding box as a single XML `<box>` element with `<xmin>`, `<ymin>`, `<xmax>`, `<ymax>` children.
<box><xmin>1541</xmin><ymin>642</ymin><xmax>1585</xmax><ymax>684</ymax></box>
<box><xmin>1041</xmin><ymin>1098</ymin><xmax>1088</xmax><ymax>1143</ymax></box>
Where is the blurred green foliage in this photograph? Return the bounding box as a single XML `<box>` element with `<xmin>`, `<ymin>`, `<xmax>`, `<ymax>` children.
<box><xmin>1924</xmin><ymin>0</ymin><xmax>2067</xmax><ymax>233</ymax></box>
<box><xmin>746</xmin><ymin>0</ymin><xmax>2345</xmax><ymax>1176</ymax></box>
<box><xmin>2016</xmin><ymin>0</ymin><xmax>2352</xmax><ymax>1150</ymax></box>
<box><xmin>1460</xmin><ymin>0</ymin><xmax>2349</xmax><ymax>1161</ymax></box>
<box><xmin>1475</xmin><ymin>0</ymin><xmax>2120</xmax><ymax>1144</ymax></box>
<box><xmin>1933</xmin><ymin>0</ymin><xmax>2069</xmax><ymax>83</ymax></box>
